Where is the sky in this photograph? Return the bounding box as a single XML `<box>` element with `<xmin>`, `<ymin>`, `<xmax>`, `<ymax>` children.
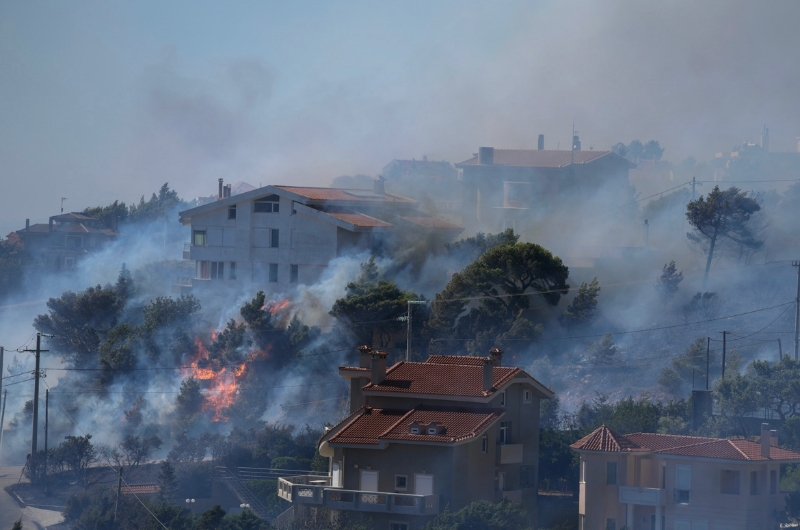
<box><xmin>1</xmin><ymin>0</ymin><xmax>799</xmax><ymax>237</ymax></box>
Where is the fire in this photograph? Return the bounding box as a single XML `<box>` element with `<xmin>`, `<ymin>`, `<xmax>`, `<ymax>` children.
<box><xmin>268</xmin><ymin>299</ymin><xmax>291</xmax><ymax>315</ymax></box>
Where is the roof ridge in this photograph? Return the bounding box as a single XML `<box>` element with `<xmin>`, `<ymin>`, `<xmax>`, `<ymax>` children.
<box><xmin>377</xmin><ymin>408</ymin><xmax>417</xmax><ymax>439</ymax></box>
<box><xmin>728</xmin><ymin>439</ymin><xmax>753</xmax><ymax>460</ymax></box>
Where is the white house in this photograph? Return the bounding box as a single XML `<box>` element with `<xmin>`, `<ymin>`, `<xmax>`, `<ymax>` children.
<box><xmin>178</xmin><ymin>180</ymin><xmax>462</xmax><ymax>292</ymax></box>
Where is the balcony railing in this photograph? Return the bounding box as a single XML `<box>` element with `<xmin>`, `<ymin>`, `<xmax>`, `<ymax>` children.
<box><xmin>277</xmin><ymin>476</ymin><xmax>439</xmax><ymax>515</ymax></box>
<box><xmin>619</xmin><ymin>485</ymin><xmax>666</xmax><ymax>506</ymax></box>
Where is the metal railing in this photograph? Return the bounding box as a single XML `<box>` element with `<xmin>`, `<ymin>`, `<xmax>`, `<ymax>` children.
<box><xmin>238</xmin><ymin>467</ymin><xmax>329</xmax><ymax>480</ymax></box>
<box><xmin>174</xmin><ymin>276</ymin><xmax>194</xmax><ymax>286</ymax></box>
<box><xmin>214</xmin><ymin>466</ymin><xmax>271</xmax><ymax>521</ymax></box>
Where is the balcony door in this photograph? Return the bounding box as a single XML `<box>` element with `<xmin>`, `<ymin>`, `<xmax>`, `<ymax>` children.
<box><xmin>360</xmin><ymin>470</ymin><xmax>379</xmax><ymax>492</ymax></box>
<box><xmin>332</xmin><ymin>462</ymin><xmax>341</xmax><ymax>488</ymax></box>
<box><xmin>415</xmin><ymin>474</ymin><xmax>434</xmax><ymax>496</ymax></box>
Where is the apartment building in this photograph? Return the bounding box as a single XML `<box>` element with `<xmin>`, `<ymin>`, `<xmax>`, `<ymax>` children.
<box><xmin>15</xmin><ymin>212</ymin><xmax>119</xmax><ymax>271</ymax></box>
<box><xmin>277</xmin><ymin>348</ymin><xmax>554</xmax><ymax>530</ymax></box>
<box><xmin>571</xmin><ymin>424</ymin><xmax>800</xmax><ymax>530</ymax></box>
<box><xmin>178</xmin><ymin>180</ymin><xmax>462</xmax><ymax>293</ymax></box>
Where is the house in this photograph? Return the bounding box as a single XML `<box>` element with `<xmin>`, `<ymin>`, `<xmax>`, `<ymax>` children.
<box><xmin>381</xmin><ymin>157</ymin><xmax>461</xmax><ymax>217</ymax></box>
<box><xmin>14</xmin><ymin>212</ymin><xmax>118</xmax><ymax>271</ymax></box>
<box><xmin>277</xmin><ymin>347</ymin><xmax>554</xmax><ymax>530</ymax></box>
<box><xmin>570</xmin><ymin>424</ymin><xmax>800</xmax><ymax>530</ymax></box>
<box><xmin>455</xmin><ymin>143</ymin><xmax>634</xmax><ymax>234</ymax></box>
<box><xmin>178</xmin><ymin>180</ymin><xmax>462</xmax><ymax>293</ymax></box>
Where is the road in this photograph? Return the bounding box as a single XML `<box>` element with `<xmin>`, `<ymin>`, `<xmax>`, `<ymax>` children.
<box><xmin>0</xmin><ymin>466</ymin><xmax>24</xmax><ymax>529</ymax></box>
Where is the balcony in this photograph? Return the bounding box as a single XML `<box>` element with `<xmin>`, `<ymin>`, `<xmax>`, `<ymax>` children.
<box><xmin>499</xmin><ymin>444</ymin><xmax>523</xmax><ymax>464</ymax></box>
<box><xmin>278</xmin><ymin>476</ymin><xmax>439</xmax><ymax>515</ymax></box>
<box><xmin>183</xmin><ymin>243</ymin><xmax>191</xmax><ymax>260</ymax></box>
<box><xmin>618</xmin><ymin>486</ymin><xmax>666</xmax><ymax>506</ymax></box>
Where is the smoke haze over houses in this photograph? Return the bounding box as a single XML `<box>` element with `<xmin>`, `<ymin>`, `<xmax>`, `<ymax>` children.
<box><xmin>1</xmin><ymin>0</ymin><xmax>800</xmax><ymax>236</ymax></box>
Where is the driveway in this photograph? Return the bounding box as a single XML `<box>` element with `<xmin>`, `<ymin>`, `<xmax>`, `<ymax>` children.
<box><xmin>0</xmin><ymin>466</ymin><xmax>65</xmax><ymax>530</ymax></box>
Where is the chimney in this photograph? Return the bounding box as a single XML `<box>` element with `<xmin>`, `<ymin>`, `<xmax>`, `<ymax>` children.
<box><xmin>489</xmin><ymin>348</ymin><xmax>503</xmax><ymax>366</ymax></box>
<box><xmin>358</xmin><ymin>345</ymin><xmax>373</xmax><ymax>368</ymax></box>
<box><xmin>572</xmin><ymin>135</ymin><xmax>581</xmax><ymax>151</ymax></box>
<box><xmin>218</xmin><ymin>178</ymin><xmax>224</xmax><ymax>199</ymax></box>
<box><xmin>25</xmin><ymin>219</ymin><xmax>29</xmax><ymax>232</ymax></box>
<box><xmin>761</xmin><ymin>423</ymin><xmax>771</xmax><ymax>458</ymax></box>
<box><xmin>771</xmin><ymin>430</ymin><xmax>778</xmax><ymax>447</ymax></box>
<box><xmin>48</xmin><ymin>217</ymin><xmax>54</xmax><ymax>232</ymax></box>
<box><xmin>538</xmin><ymin>134</ymin><xmax>545</xmax><ymax>150</ymax></box>
<box><xmin>224</xmin><ymin>184</ymin><xmax>232</xmax><ymax>198</ymax></box>
<box><xmin>478</xmin><ymin>147</ymin><xmax>494</xmax><ymax>165</ymax></box>
<box><xmin>482</xmin><ymin>357</ymin><xmax>494</xmax><ymax>392</ymax></box>
<box><xmin>761</xmin><ymin>126</ymin><xmax>770</xmax><ymax>152</ymax></box>
<box><xmin>374</xmin><ymin>177</ymin><xmax>385</xmax><ymax>195</ymax></box>
<box><xmin>370</xmin><ymin>350</ymin><xmax>388</xmax><ymax>383</ymax></box>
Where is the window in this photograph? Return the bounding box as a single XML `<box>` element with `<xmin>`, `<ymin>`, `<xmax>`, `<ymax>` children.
<box><xmin>676</xmin><ymin>465</ymin><xmax>691</xmax><ymax>504</ymax></box>
<box><xmin>605</xmin><ymin>519</ymin><xmax>616</xmax><ymax>530</ymax></box>
<box><xmin>394</xmin><ymin>475</ymin><xmax>407</xmax><ymax>491</ymax></box>
<box><xmin>481</xmin><ymin>434</ymin><xmax>488</xmax><ymax>453</ymax></box>
<box><xmin>523</xmin><ymin>389</ymin><xmax>532</xmax><ymax>404</ymax></box>
<box><xmin>290</xmin><ymin>264</ymin><xmax>298</xmax><ymax>283</ymax></box>
<box><xmin>230</xmin><ymin>262</ymin><xmax>236</xmax><ymax>280</ymax></box>
<box><xmin>254</xmin><ymin>194</ymin><xmax>280</xmax><ymax>213</ymax></box>
<box><xmin>720</xmin><ymin>470</ymin><xmax>740</xmax><ymax>495</ymax></box>
<box><xmin>500</xmin><ymin>391</ymin><xmax>506</xmax><ymax>406</ymax></box>
<box><xmin>198</xmin><ymin>261</ymin><xmax>210</xmax><ymax>279</ymax></box>
<box><xmin>64</xmin><ymin>257</ymin><xmax>75</xmax><ymax>269</ymax></box>
<box><xmin>210</xmin><ymin>262</ymin><xmax>225</xmax><ymax>279</ymax></box>
<box><xmin>750</xmin><ymin>470</ymin><xmax>759</xmax><ymax>495</ymax></box>
<box><xmin>390</xmin><ymin>523</ymin><xmax>408</xmax><ymax>530</ymax></box>
<box><xmin>269</xmin><ymin>263</ymin><xmax>278</xmax><ymax>283</ymax></box>
<box><xmin>427</xmin><ymin>427</ymin><xmax>437</xmax><ymax>434</ymax></box>
<box><xmin>271</xmin><ymin>228</ymin><xmax>280</xmax><ymax>248</ymax></box>
<box><xmin>499</xmin><ymin>422</ymin><xmax>511</xmax><ymax>444</ymax></box>
<box><xmin>228</xmin><ymin>205</ymin><xmax>237</xmax><ymax>219</ymax></box>
<box><xmin>65</xmin><ymin>235</ymin><xmax>83</xmax><ymax>248</ymax></box>
<box><xmin>410</xmin><ymin>427</ymin><xmax>420</xmax><ymax>434</ymax></box>
<box><xmin>771</xmin><ymin>469</ymin><xmax>778</xmax><ymax>494</ymax></box>
<box><xmin>193</xmin><ymin>230</ymin><xmax>207</xmax><ymax>246</ymax></box>
<box><xmin>606</xmin><ymin>462</ymin><xmax>617</xmax><ymax>485</ymax></box>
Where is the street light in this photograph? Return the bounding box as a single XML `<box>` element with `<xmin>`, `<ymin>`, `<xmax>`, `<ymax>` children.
<box><xmin>185</xmin><ymin>499</ymin><xmax>195</xmax><ymax>504</ymax></box>
<box><xmin>240</xmin><ymin>503</ymin><xmax>250</xmax><ymax>510</ymax></box>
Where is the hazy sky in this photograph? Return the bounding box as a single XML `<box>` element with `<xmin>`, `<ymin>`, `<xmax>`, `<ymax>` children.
<box><xmin>2</xmin><ymin>0</ymin><xmax>799</xmax><ymax>236</ymax></box>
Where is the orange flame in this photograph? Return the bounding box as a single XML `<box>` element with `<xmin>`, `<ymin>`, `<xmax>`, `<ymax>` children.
<box><xmin>268</xmin><ymin>299</ymin><xmax>291</xmax><ymax>315</ymax></box>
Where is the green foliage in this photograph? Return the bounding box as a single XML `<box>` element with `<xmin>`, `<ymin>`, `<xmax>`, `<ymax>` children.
<box><xmin>196</xmin><ymin>504</ymin><xmax>226</xmax><ymax>530</ymax></box>
<box><xmin>559</xmin><ymin>278</ymin><xmax>600</xmax><ymax>329</ymax></box>
<box><xmin>681</xmin><ymin>292</ymin><xmax>722</xmax><ymax>323</ymax></box>
<box><xmin>587</xmin><ymin>333</ymin><xmax>617</xmax><ymax>366</ymax></box>
<box><xmin>658</xmin><ymin>338</ymin><xmax>709</xmax><ymax>396</ymax></box>
<box><xmin>99</xmin><ymin>323</ymin><xmax>138</xmax><ymax>379</ymax></box>
<box><xmin>176</xmin><ymin>378</ymin><xmax>204</xmax><ymax>418</ymax></box>
<box><xmin>655</xmin><ymin>261</ymin><xmax>683</xmax><ymax>308</ymax></box>
<box><xmin>224</xmin><ymin>510</ymin><xmax>270</xmax><ymax>530</ymax></box>
<box><xmin>140</xmin><ymin>295</ymin><xmax>201</xmax><ymax>361</ymax></box>
<box><xmin>244</xmin><ymin>479</ymin><xmax>290</xmax><ymax>518</ymax></box>
<box><xmin>271</xmin><ymin>456</ymin><xmax>311</xmax><ymax>470</ymax></box>
<box><xmin>112</xmin><ymin>435</ymin><xmax>163</xmax><ymax>470</ymax></box>
<box><xmin>0</xmin><ymin>234</ymin><xmax>25</xmax><ymax>300</ymax></box>
<box><xmin>12</xmin><ymin>519</ymin><xmax>22</xmax><ymax>530</ymax></box>
<box><xmin>84</xmin><ymin>200</ymin><xmax>128</xmax><ymax>230</ymax></box>
<box><xmin>330</xmin><ymin>256</ymin><xmax>418</xmax><ymax>348</ymax></box>
<box><xmin>578</xmin><ymin>394</ymin><xmax>663</xmax><ymax>434</ymax></box>
<box><xmin>423</xmin><ymin>500</ymin><xmax>529</xmax><ymax>530</ymax></box>
<box><xmin>60</xmin><ymin>434</ymin><xmax>99</xmax><ymax>491</ymax></box>
<box><xmin>158</xmin><ymin>460</ymin><xmax>178</xmax><ymax>503</ymax></box>
<box><xmin>445</xmin><ymin>229</ymin><xmax>520</xmax><ymax>266</ymax></box>
<box><xmin>686</xmin><ymin>185</ymin><xmax>763</xmax><ymax>284</ymax></box>
<box><xmin>428</xmin><ymin>243</ymin><xmax>568</xmax><ymax>351</ymax></box>
<box><xmin>624</xmin><ymin>139</ymin><xmax>663</xmax><ymax>163</ymax></box>
<box><xmin>539</xmin><ymin>428</ymin><xmax>581</xmax><ymax>493</ymax></box>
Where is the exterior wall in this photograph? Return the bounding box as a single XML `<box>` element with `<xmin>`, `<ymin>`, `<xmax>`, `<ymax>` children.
<box><xmin>579</xmin><ymin>452</ymin><xmax>787</xmax><ymax>530</ymax></box>
<box><xmin>188</xmin><ymin>194</ymin><xmax>348</xmax><ymax>294</ymax></box>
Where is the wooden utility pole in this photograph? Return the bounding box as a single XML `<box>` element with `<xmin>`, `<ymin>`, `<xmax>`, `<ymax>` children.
<box><xmin>793</xmin><ymin>261</ymin><xmax>800</xmax><ymax>360</ymax></box>
<box><xmin>0</xmin><ymin>389</ymin><xmax>6</xmax><ymax>461</ymax></box>
<box><xmin>692</xmin><ymin>177</ymin><xmax>696</xmax><ymax>201</ymax></box>
<box><xmin>779</xmin><ymin>338</ymin><xmax>783</xmax><ymax>362</ymax></box>
<box><xmin>114</xmin><ymin>466</ymin><xmax>124</xmax><ymax>527</ymax></box>
<box><xmin>721</xmin><ymin>331</ymin><xmax>727</xmax><ymax>379</ymax></box>
<box><xmin>44</xmin><ymin>389</ymin><xmax>49</xmax><ymax>493</ymax></box>
<box><xmin>706</xmin><ymin>337</ymin><xmax>710</xmax><ymax>390</ymax></box>
<box><xmin>23</xmin><ymin>333</ymin><xmax>48</xmax><ymax>455</ymax></box>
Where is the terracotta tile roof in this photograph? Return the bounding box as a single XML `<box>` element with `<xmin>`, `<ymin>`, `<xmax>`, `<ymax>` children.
<box><xmin>326</xmin><ymin>212</ymin><xmax>393</xmax><ymax>227</ymax></box>
<box><xmin>20</xmin><ymin>223</ymin><xmax>117</xmax><ymax>236</ymax></box>
<box><xmin>396</xmin><ymin>216</ymin><xmax>462</xmax><ymax>230</ymax></box>
<box><xmin>363</xmin><ymin>361</ymin><xmax>520</xmax><ymax>397</ymax></box>
<box><xmin>122</xmin><ymin>483</ymin><xmax>160</xmax><ymax>495</ymax></box>
<box><xmin>274</xmin><ymin>186</ymin><xmax>414</xmax><ymax>203</ymax></box>
<box><xmin>456</xmin><ymin>149</ymin><xmax>626</xmax><ymax>168</ymax></box>
<box><xmin>572</xmin><ymin>427</ymin><xmax>800</xmax><ymax>461</ymax></box>
<box><xmin>339</xmin><ymin>366</ymin><xmax>370</xmax><ymax>372</ymax></box>
<box><xmin>327</xmin><ymin>406</ymin><xmax>503</xmax><ymax>446</ymax></box>
<box><xmin>426</xmin><ymin>355</ymin><xmax>488</xmax><ymax>366</ymax></box>
<box><xmin>571</xmin><ymin>425</ymin><xmax>645</xmax><ymax>453</ymax></box>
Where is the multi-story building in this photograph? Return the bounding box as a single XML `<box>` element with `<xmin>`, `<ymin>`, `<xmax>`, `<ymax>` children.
<box><xmin>571</xmin><ymin>424</ymin><xmax>800</xmax><ymax>530</ymax></box>
<box><xmin>15</xmin><ymin>212</ymin><xmax>119</xmax><ymax>271</ymax></box>
<box><xmin>455</xmin><ymin>143</ymin><xmax>633</xmax><ymax>234</ymax></box>
<box><xmin>277</xmin><ymin>347</ymin><xmax>553</xmax><ymax>530</ymax></box>
<box><xmin>178</xmin><ymin>180</ymin><xmax>462</xmax><ymax>293</ymax></box>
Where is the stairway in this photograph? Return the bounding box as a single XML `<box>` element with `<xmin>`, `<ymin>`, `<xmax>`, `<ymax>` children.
<box><xmin>214</xmin><ymin>466</ymin><xmax>271</xmax><ymax>521</ymax></box>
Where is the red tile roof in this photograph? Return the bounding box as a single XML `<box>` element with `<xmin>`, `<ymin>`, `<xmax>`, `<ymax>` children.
<box><xmin>363</xmin><ymin>361</ymin><xmax>521</xmax><ymax>397</ymax></box>
<box><xmin>122</xmin><ymin>483</ymin><xmax>161</xmax><ymax>495</ymax></box>
<box><xmin>572</xmin><ymin>427</ymin><xmax>800</xmax><ymax>462</ymax></box>
<box><xmin>326</xmin><ymin>212</ymin><xmax>393</xmax><ymax>227</ymax></box>
<box><xmin>274</xmin><ymin>186</ymin><xmax>415</xmax><ymax>203</ymax></box>
<box><xmin>457</xmin><ymin>149</ymin><xmax>625</xmax><ymax>168</ymax></box>
<box><xmin>426</xmin><ymin>355</ymin><xmax>489</xmax><ymax>366</ymax></box>
<box><xmin>327</xmin><ymin>406</ymin><xmax>503</xmax><ymax>446</ymax></box>
<box><xmin>396</xmin><ymin>216</ymin><xmax>462</xmax><ymax>230</ymax></box>
<box><xmin>21</xmin><ymin>223</ymin><xmax>117</xmax><ymax>236</ymax></box>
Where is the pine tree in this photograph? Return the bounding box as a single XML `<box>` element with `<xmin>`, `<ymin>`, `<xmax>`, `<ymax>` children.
<box><xmin>559</xmin><ymin>277</ymin><xmax>600</xmax><ymax>330</ymax></box>
<box><xmin>655</xmin><ymin>261</ymin><xmax>683</xmax><ymax>308</ymax></box>
<box><xmin>157</xmin><ymin>460</ymin><xmax>178</xmax><ymax>503</ymax></box>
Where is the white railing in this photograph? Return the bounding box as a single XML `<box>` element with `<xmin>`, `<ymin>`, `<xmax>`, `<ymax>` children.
<box><xmin>619</xmin><ymin>485</ymin><xmax>666</xmax><ymax>506</ymax></box>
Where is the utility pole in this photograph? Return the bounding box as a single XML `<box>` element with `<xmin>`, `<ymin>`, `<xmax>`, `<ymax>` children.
<box><xmin>691</xmin><ymin>177</ymin><xmax>696</xmax><ymax>201</ymax></box>
<box><xmin>793</xmin><ymin>261</ymin><xmax>800</xmax><ymax>360</ymax></box>
<box><xmin>44</xmin><ymin>389</ymin><xmax>49</xmax><ymax>493</ymax></box>
<box><xmin>114</xmin><ymin>466</ymin><xmax>124</xmax><ymax>527</ymax></box>
<box><xmin>0</xmin><ymin>389</ymin><xmax>6</xmax><ymax>462</ymax></box>
<box><xmin>778</xmin><ymin>338</ymin><xmax>783</xmax><ymax>362</ymax></box>
<box><xmin>721</xmin><ymin>331</ymin><xmax>727</xmax><ymax>379</ymax></box>
<box><xmin>706</xmin><ymin>337</ymin><xmax>710</xmax><ymax>390</ymax></box>
<box><xmin>23</xmin><ymin>333</ymin><xmax>49</xmax><ymax>455</ymax></box>
<box><xmin>0</xmin><ymin>346</ymin><xmax>3</xmax><ymax>413</ymax></box>
<box><xmin>406</xmin><ymin>301</ymin><xmax>427</xmax><ymax>361</ymax></box>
